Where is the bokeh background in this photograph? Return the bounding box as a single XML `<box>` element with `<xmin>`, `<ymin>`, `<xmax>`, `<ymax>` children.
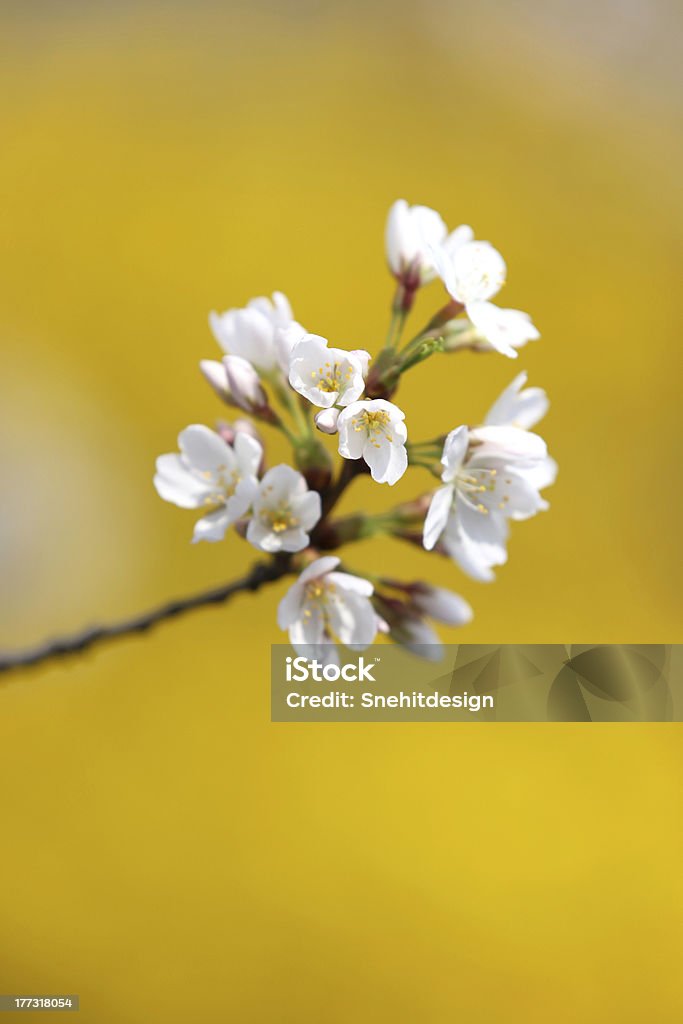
<box><xmin>1</xmin><ymin>0</ymin><xmax>682</xmax><ymax>1019</ymax></box>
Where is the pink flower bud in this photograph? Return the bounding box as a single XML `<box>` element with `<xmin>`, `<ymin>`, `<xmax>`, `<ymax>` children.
<box><xmin>224</xmin><ymin>355</ymin><xmax>267</xmax><ymax>413</ymax></box>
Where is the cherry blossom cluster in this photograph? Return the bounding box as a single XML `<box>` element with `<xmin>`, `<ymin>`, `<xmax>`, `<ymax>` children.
<box><xmin>154</xmin><ymin>199</ymin><xmax>556</xmax><ymax>663</ymax></box>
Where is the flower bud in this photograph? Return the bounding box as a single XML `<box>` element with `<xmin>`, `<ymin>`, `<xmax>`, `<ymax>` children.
<box><xmin>373</xmin><ymin>594</ymin><xmax>444</xmax><ymax>661</ymax></box>
<box><xmin>393</xmin><ymin>617</ymin><xmax>444</xmax><ymax>661</ymax></box>
<box><xmin>200</xmin><ymin>359</ymin><xmax>234</xmax><ymax>404</ymax></box>
<box><xmin>314</xmin><ymin>408</ymin><xmax>340</xmax><ymax>435</ymax></box>
<box><xmin>409</xmin><ymin>583</ymin><xmax>473</xmax><ymax>626</ymax></box>
<box><xmin>224</xmin><ymin>355</ymin><xmax>268</xmax><ymax>414</ymax></box>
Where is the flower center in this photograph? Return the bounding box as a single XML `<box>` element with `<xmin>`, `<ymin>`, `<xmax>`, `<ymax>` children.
<box><xmin>312</xmin><ymin>360</ymin><xmax>353</xmax><ymax>394</ymax></box>
<box><xmin>199</xmin><ymin>466</ymin><xmax>240</xmax><ymax>505</ymax></box>
<box><xmin>457</xmin><ymin>467</ymin><xmax>498</xmax><ymax>515</ymax></box>
<box><xmin>355</xmin><ymin>409</ymin><xmax>392</xmax><ymax>447</ymax></box>
<box><xmin>302</xmin><ymin>580</ymin><xmax>341</xmax><ymax>640</ymax></box>
<box><xmin>305</xmin><ymin>580</ymin><xmax>334</xmax><ymax>604</ymax></box>
<box><xmin>262</xmin><ymin>503</ymin><xmax>298</xmax><ymax>533</ymax></box>
<box><xmin>457</xmin><ymin>466</ymin><xmax>514</xmax><ymax>515</ymax></box>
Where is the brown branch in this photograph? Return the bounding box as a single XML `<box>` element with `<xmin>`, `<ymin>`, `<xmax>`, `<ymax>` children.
<box><xmin>0</xmin><ymin>556</ymin><xmax>293</xmax><ymax>679</ymax></box>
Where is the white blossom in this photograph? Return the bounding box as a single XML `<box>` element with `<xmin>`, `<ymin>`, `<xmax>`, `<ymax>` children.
<box><xmin>277</xmin><ymin>556</ymin><xmax>380</xmax><ymax>665</ymax></box>
<box><xmin>386</xmin><ymin>199</ymin><xmax>473</xmax><ymax>286</ymax></box>
<box><xmin>209</xmin><ymin>291</ymin><xmax>303</xmax><ymax>374</ymax></box>
<box><xmin>337</xmin><ymin>399</ymin><xmax>408</xmax><ymax>485</ymax></box>
<box><xmin>154</xmin><ymin>425</ymin><xmax>262</xmax><ymax>544</ymax></box>
<box><xmin>246</xmin><ymin>464</ymin><xmax>321</xmax><ymax>553</ymax></box>
<box><xmin>431</xmin><ymin>241</ymin><xmax>539</xmax><ymax>358</ymax></box>
<box><xmin>423</xmin><ymin>424</ymin><xmax>551</xmax><ymax>581</ymax></box>
<box><xmin>288</xmin><ymin>334</ymin><xmax>369</xmax><ymax>409</ymax></box>
<box><xmin>484</xmin><ymin>373</ymin><xmax>558</xmax><ymax>490</ymax></box>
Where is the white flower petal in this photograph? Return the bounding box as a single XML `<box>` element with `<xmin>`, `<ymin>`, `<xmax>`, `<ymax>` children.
<box><xmin>451</xmin><ymin>242</ymin><xmax>507</xmax><ymax>303</ymax></box>
<box><xmin>278</xmin><ymin>527</ymin><xmax>310</xmax><ymax>553</ymax></box>
<box><xmin>154</xmin><ymin>454</ymin><xmax>211</xmax><ymax>508</ymax></box>
<box><xmin>484</xmin><ymin>372</ymin><xmax>549</xmax><ymax>430</ymax></box>
<box><xmin>178</xmin><ymin>425</ymin><xmax>234</xmax><ymax>473</ymax></box>
<box><xmin>528</xmin><ymin>455</ymin><xmax>558</xmax><ymax>491</ymax></box>
<box><xmin>443</xmin><ymin>502</ymin><xmax>509</xmax><ymax>582</ymax></box>
<box><xmin>442</xmin><ymin>224</ymin><xmax>474</xmax><ymax>258</ymax></box>
<box><xmin>466</xmin><ymin>301</ymin><xmax>541</xmax><ymax>358</ymax></box>
<box><xmin>246</xmin><ymin>517</ymin><xmax>278</xmax><ymax>551</ymax></box>
<box><xmin>327</xmin><ymin>571</ymin><xmax>374</xmax><ymax>597</ymax></box>
<box><xmin>440</xmin><ymin>426</ymin><xmax>469</xmax><ymax>482</ymax></box>
<box><xmin>328</xmin><ymin>591</ymin><xmax>378</xmax><ymax>648</ymax></box>
<box><xmin>233</xmin><ymin>432</ymin><xmax>263</xmax><ymax>478</ymax></box>
<box><xmin>423</xmin><ymin>484</ymin><xmax>454</xmax><ymax>550</ymax></box>
<box><xmin>469</xmin><ymin>425</ymin><xmax>547</xmax><ymax>462</ymax></box>
<box><xmin>291</xmin><ymin>490</ymin><xmax>322</xmax><ymax>531</ymax></box>
<box><xmin>290</xmin><ymin>604</ymin><xmax>325</xmax><ymax>647</ymax></box>
<box><xmin>363</xmin><ymin>437</ymin><xmax>407</xmax><ymax>485</ymax></box>
<box><xmin>277</xmin><ymin>581</ymin><xmax>304</xmax><ymax>630</ymax></box>
<box><xmin>337</xmin><ymin>406</ymin><xmax>367</xmax><ymax>460</ymax></box>
<box><xmin>226</xmin><ymin>477</ymin><xmax>258</xmax><ymax>521</ymax></box>
<box><xmin>191</xmin><ymin>508</ymin><xmax>232</xmax><ymax>544</ymax></box>
<box><xmin>299</xmin><ymin>556</ymin><xmax>341</xmax><ymax>585</ymax></box>
<box><xmin>257</xmin><ymin>464</ymin><xmax>305</xmax><ymax>503</ymax></box>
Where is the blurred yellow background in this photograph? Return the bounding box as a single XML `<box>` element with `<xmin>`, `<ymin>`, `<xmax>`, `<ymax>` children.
<box><xmin>1</xmin><ymin>0</ymin><xmax>682</xmax><ymax>1019</ymax></box>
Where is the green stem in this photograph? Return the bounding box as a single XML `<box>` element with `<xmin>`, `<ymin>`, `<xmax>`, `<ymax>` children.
<box><xmin>275</xmin><ymin>421</ymin><xmax>299</xmax><ymax>447</ymax></box>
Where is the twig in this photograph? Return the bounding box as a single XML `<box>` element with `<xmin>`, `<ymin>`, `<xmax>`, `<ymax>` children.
<box><xmin>0</xmin><ymin>556</ymin><xmax>293</xmax><ymax>678</ymax></box>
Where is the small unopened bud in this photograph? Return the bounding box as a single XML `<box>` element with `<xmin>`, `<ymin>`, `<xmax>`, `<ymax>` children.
<box><xmin>394</xmin><ymin>616</ymin><xmax>443</xmax><ymax>660</ymax></box>
<box><xmin>224</xmin><ymin>355</ymin><xmax>268</xmax><ymax>414</ymax></box>
<box><xmin>200</xmin><ymin>359</ymin><xmax>234</xmax><ymax>404</ymax></box>
<box><xmin>373</xmin><ymin>594</ymin><xmax>444</xmax><ymax>661</ymax></box>
<box><xmin>409</xmin><ymin>583</ymin><xmax>473</xmax><ymax>626</ymax></box>
<box><xmin>314</xmin><ymin>408</ymin><xmax>340</xmax><ymax>435</ymax></box>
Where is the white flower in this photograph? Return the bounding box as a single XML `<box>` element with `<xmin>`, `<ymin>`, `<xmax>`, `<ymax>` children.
<box><xmin>288</xmin><ymin>334</ymin><xmax>369</xmax><ymax>409</ymax></box>
<box><xmin>386</xmin><ymin>199</ymin><xmax>473</xmax><ymax>286</ymax></box>
<box><xmin>246</xmin><ymin>464</ymin><xmax>321</xmax><ymax>553</ymax></box>
<box><xmin>277</xmin><ymin>556</ymin><xmax>380</xmax><ymax>665</ymax></box>
<box><xmin>484</xmin><ymin>372</ymin><xmax>558</xmax><ymax>490</ymax></box>
<box><xmin>154</xmin><ymin>425</ymin><xmax>262</xmax><ymax>544</ymax></box>
<box><xmin>431</xmin><ymin>241</ymin><xmax>539</xmax><ymax>358</ymax></box>
<box><xmin>337</xmin><ymin>399</ymin><xmax>408</xmax><ymax>485</ymax></box>
<box><xmin>423</xmin><ymin>424</ymin><xmax>550</xmax><ymax>581</ymax></box>
<box><xmin>209</xmin><ymin>291</ymin><xmax>303</xmax><ymax>374</ymax></box>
